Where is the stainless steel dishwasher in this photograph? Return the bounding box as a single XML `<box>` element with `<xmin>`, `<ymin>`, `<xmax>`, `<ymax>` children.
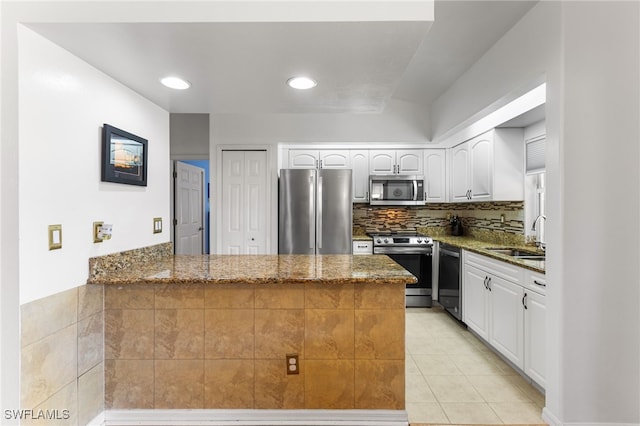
<box><xmin>438</xmin><ymin>244</ymin><xmax>461</xmax><ymax>320</ymax></box>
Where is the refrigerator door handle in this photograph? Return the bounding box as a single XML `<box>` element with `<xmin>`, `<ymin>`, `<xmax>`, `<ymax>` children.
<box><xmin>309</xmin><ymin>175</ymin><xmax>315</xmax><ymax>250</ymax></box>
<box><xmin>317</xmin><ymin>175</ymin><xmax>323</xmax><ymax>249</ymax></box>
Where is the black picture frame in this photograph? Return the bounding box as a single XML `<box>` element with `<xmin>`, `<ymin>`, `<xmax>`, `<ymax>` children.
<box><xmin>101</xmin><ymin>124</ymin><xmax>148</xmax><ymax>186</ymax></box>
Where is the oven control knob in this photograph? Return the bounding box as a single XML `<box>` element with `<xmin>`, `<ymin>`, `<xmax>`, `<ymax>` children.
<box><xmin>417</xmin><ymin>238</ymin><xmax>422</xmax><ymax>243</ymax></box>
<box><xmin>384</xmin><ymin>238</ymin><xmax>389</xmax><ymax>244</ymax></box>
<box><xmin>376</xmin><ymin>238</ymin><xmax>382</xmax><ymax>243</ymax></box>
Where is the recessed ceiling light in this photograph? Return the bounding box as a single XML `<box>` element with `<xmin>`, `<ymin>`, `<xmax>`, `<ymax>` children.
<box><xmin>287</xmin><ymin>76</ymin><xmax>317</xmax><ymax>90</ymax></box>
<box><xmin>160</xmin><ymin>76</ymin><xmax>191</xmax><ymax>90</ymax></box>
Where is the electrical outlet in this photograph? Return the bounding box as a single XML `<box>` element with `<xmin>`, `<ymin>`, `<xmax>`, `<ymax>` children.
<box><xmin>500</xmin><ymin>214</ymin><xmax>505</xmax><ymax>223</ymax></box>
<box><xmin>286</xmin><ymin>353</ymin><xmax>299</xmax><ymax>375</ymax></box>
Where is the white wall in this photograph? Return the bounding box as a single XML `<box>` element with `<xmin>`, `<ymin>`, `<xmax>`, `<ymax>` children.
<box><xmin>18</xmin><ymin>26</ymin><xmax>171</xmax><ymax>304</ymax></box>
<box><xmin>431</xmin><ymin>1</ymin><xmax>640</xmax><ymax>424</ymax></box>
<box><xmin>170</xmin><ymin>113</ymin><xmax>210</xmax><ymax>159</ymax></box>
<box><xmin>430</xmin><ymin>3</ymin><xmax>557</xmax><ymax>142</ymax></box>
<box><xmin>211</xmin><ymin>98</ymin><xmax>430</xmax><ymax>145</ymax></box>
<box><xmin>556</xmin><ymin>2</ymin><xmax>639</xmax><ymax>423</ymax></box>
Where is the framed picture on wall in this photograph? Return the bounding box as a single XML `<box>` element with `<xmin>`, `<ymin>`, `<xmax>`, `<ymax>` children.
<box><xmin>101</xmin><ymin>124</ymin><xmax>148</xmax><ymax>186</ymax></box>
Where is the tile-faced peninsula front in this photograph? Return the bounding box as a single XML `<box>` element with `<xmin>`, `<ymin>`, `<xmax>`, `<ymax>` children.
<box><xmin>90</xmin><ymin>253</ymin><xmax>415</xmax><ymax>411</ymax></box>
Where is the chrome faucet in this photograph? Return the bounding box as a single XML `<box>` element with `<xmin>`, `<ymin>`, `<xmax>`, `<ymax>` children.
<box><xmin>531</xmin><ymin>214</ymin><xmax>546</xmax><ymax>231</ymax></box>
<box><xmin>531</xmin><ymin>215</ymin><xmax>547</xmax><ymax>250</ymax></box>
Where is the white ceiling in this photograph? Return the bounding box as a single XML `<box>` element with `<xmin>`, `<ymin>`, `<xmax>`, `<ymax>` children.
<box><xmin>27</xmin><ymin>1</ymin><xmax>537</xmax><ymax>116</ymax></box>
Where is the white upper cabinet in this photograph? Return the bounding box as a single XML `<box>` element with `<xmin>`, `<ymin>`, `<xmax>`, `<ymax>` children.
<box><xmin>424</xmin><ymin>149</ymin><xmax>447</xmax><ymax>202</ymax></box>
<box><xmin>320</xmin><ymin>151</ymin><xmax>350</xmax><ymax>169</ymax></box>
<box><xmin>288</xmin><ymin>149</ymin><xmax>319</xmax><ymax>169</ymax></box>
<box><xmin>469</xmin><ymin>136</ymin><xmax>493</xmax><ymax>201</ymax></box>
<box><xmin>450</xmin><ymin>144</ymin><xmax>471</xmax><ymax>202</ymax></box>
<box><xmin>285</xmin><ymin>148</ymin><xmax>368</xmax><ymax>203</ymax></box>
<box><xmin>449</xmin><ymin>128</ymin><xmax>524</xmax><ymax>202</ymax></box>
<box><xmin>370</xmin><ymin>149</ymin><xmax>423</xmax><ymax>175</ymax></box>
<box><xmin>350</xmin><ymin>150</ymin><xmax>370</xmax><ymax>203</ymax></box>
<box><xmin>285</xmin><ymin>147</ymin><xmax>450</xmax><ymax>203</ymax></box>
<box><xmin>369</xmin><ymin>150</ymin><xmax>395</xmax><ymax>174</ymax></box>
<box><xmin>287</xmin><ymin>150</ymin><xmax>350</xmax><ymax>169</ymax></box>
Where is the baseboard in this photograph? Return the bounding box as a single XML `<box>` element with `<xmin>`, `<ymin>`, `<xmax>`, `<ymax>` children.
<box><xmin>87</xmin><ymin>411</ymin><xmax>106</xmax><ymax>426</ymax></box>
<box><xmin>542</xmin><ymin>408</ymin><xmax>640</xmax><ymax>426</ymax></box>
<box><xmin>542</xmin><ymin>408</ymin><xmax>561</xmax><ymax>426</ymax></box>
<box><xmin>101</xmin><ymin>409</ymin><xmax>409</xmax><ymax>426</ymax></box>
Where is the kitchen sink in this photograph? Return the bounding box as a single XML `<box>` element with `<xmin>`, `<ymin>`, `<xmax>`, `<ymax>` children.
<box><xmin>484</xmin><ymin>247</ymin><xmax>545</xmax><ymax>260</ymax></box>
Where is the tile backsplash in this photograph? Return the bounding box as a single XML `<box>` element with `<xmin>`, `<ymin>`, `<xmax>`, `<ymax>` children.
<box><xmin>353</xmin><ymin>201</ymin><xmax>525</xmax><ymax>244</ymax></box>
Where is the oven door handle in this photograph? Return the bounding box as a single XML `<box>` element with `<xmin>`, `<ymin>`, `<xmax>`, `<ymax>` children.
<box><xmin>373</xmin><ymin>246</ymin><xmax>432</xmax><ymax>255</ymax></box>
<box><xmin>440</xmin><ymin>248</ymin><xmax>460</xmax><ymax>258</ymax></box>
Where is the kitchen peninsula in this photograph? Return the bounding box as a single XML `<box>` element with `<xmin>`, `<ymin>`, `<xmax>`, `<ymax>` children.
<box><xmin>87</xmin><ymin>247</ymin><xmax>415</xmax><ymax>415</ymax></box>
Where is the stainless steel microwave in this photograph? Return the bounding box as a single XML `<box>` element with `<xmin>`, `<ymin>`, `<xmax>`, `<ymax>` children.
<box><xmin>369</xmin><ymin>175</ymin><xmax>426</xmax><ymax>206</ymax></box>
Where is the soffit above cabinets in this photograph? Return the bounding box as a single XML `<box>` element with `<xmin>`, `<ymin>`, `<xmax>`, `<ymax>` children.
<box><xmin>24</xmin><ymin>1</ymin><xmax>537</xmax><ymax>115</ymax></box>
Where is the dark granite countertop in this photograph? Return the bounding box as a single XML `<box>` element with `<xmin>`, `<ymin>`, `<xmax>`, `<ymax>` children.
<box><xmin>433</xmin><ymin>235</ymin><xmax>545</xmax><ymax>273</ymax></box>
<box><xmin>88</xmin><ymin>254</ymin><xmax>417</xmax><ymax>285</ymax></box>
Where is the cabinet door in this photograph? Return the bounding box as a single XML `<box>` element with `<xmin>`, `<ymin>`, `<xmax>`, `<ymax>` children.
<box><xmin>489</xmin><ymin>276</ymin><xmax>524</xmax><ymax>368</ymax></box>
<box><xmin>424</xmin><ymin>149</ymin><xmax>446</xmax><ymax>202</ymax></box>
<box><xmin>396</xmin><ymin>150</ymin><xmax>423</xmax><ymax>174</ymax></box>
<box><xmin>463</xmin><ymin>264</ymin><xmax>490</xmax><ymax>341</ymax></box>
<box><xmin>524</xmin><ymin>290</ymin><xmax>546</xmax><ymax>389</ymax></box>
<box><xmin>320</xmin><ymin>150</ymin><xmax>350</xmax><ymax>169</ymax></box>
<box><xmin>350</xmin><ymin>150</ymin><xmax>370</xmax><ymax>202</ymax></box>
<box><xmin>288</xmin><ymin>150</ymin><xmax>318</xmax><ymax>168</ymax></box>
<box><xmin>369</xmin><ymin>150</ymin><xmax>396</xmax><ymax>174</ymax></box>
<box><xmin>450</xmin><ymin>143</ymin><xmax>470</xmax><ymax>202</ymax></box>
<box><xmin>469</xmin><ymin>136</ymin><xmax>493</xmax><ymax>201</ymax></box>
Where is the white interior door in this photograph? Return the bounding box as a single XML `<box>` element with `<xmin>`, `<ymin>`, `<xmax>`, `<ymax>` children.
<box><xmin>221</xmin><ymin>150</ymin><xmax>268</xmax><ymax>254</ymax></box>
<box><xmin>175</xmin><ymin>161</ymin><xmax>204</xmax><ymax>254</ymax></box>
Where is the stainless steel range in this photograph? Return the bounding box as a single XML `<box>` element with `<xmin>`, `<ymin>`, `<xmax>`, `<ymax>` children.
<box><xmin>369</xmin><ymin>231</ymin><xmax>433</xmax><ymax>307</ymax></box>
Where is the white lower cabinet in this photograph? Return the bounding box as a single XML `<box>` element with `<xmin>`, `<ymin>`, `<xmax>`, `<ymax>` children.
<box><xmin>462</xmin><ymin>264</ymin><xmax>490</xmax><ymax>341</ymax></box>
<box><xmin>463</xmin><ymin>250</ymin><xmax>545</xmax><ymax>389</ymax></box>
<box><xmin>524</xmin><ymin>270</ymin><xmax>546</xmax><ymax>389</ymax></box>
<box><xmin>489</xmin><ymin>276</ymin><xmax>524</xmax><ymax>368</ymax></box>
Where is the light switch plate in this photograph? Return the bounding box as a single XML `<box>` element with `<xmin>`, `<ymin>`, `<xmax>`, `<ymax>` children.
<box><xmin>153</xmin><ymin>217</ymin><xmax>163</xmax><ymax>234</ymax></box>
<box><xmin>48</xmin><ymin>224</ymin><xmax>62</xmax><ymax>250</ymax></box>
<box><xmin>93</xmin><ymin>221</ymin><xmax>104</xmax><ymax>243</ymax></box>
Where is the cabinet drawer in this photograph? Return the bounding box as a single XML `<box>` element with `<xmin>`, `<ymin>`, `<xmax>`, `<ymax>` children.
<box><xmin>525</xmin><ymin>269</ymin><xmax>546</xmax><ymax>295</ymax></box>
<box><xmin>465</xmin><ymin>251</ymin><xmax>524</xmax><ymax>285</ymax></box>
<box><xmin>352</xmin><ymin>240</ymin><xmax>373</xmax><ymax>255</ymax></box>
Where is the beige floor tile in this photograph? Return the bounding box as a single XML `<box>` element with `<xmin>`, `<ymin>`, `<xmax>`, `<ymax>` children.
<box><xmin>505</xmin><ymin>375</ymin><xmax>546</xmax><ymax>407</ymax></box>
<box><xmin>405</xmin><ymin>308</ymin><xmax>547</xmax><ymax>425</ymax></box>
<box><xmin>425</xmin><ymin>375</ymin><xmax>484</xmax><ymax>403</ymax></box>
<box><xmin>406</xmin><ymin>402</ymin><xmax>449</xmax><ymax>423</ymax></box>
<box><xmin>440</xmin><ymin>402</ymin><xmax>502</xmax><ymax>424</ymax></box>
<box><xmin>490</xmin><ymin>401</ymin><xmax>545</xmax><ymax>423</ymax></box>
<box><xmin>406</xmin><ymin>354</ymin><xmax>421</xmax><ymax>375</ymax></box>
<box><xmin>450</xmin><ymin>352</ymin><xmax>508</xmax><ymax>376</ymax></box>
<box><xmin>467</xmin><ymin>374</ymin><xmax>531</xmax><ymax>402</ymax></box>
<box><xmin>406</xmin><ymin>374</ymin><xmax>437</xmax><ymax>403</ymax></box>
<box><xmin>407</xmin><ymin>338</ymin><xmax>448</xmax><ymax>355</ymax></box>
<box><xmin>431</xmin><ymin>336</ymin><xmax>479</xmax><ymax>355</ymax></box>
<box><xmin>413</xmin><ymin>354</ymin><xmax>462</xmax><ymax>376</ymax></box>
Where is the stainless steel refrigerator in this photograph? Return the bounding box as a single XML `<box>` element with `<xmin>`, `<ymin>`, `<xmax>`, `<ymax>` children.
<box><xmin>279</xmin><ymin>169</ymin><xmax>352</xmax><ymax>254</ymax></box>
